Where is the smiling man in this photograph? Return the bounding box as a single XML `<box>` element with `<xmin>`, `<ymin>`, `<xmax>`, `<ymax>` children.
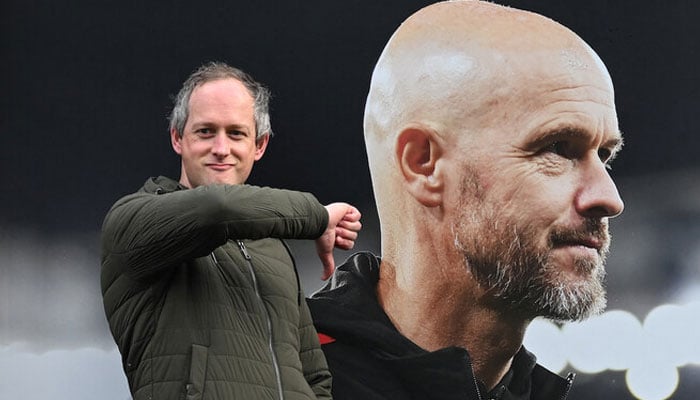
<box><xmin>308</xmin><ymin>2</ymin><xmax>624</xmax><ymax>399</ymax></box>
<box><xmin>101</xmin><ymin>62</ymin><xmax>361</xmax><ymax>400</ymax></box>
<box><xmin>172</xmin><ymin>76</ymin><xmax>266</xmax><ymax>188</ymax></box>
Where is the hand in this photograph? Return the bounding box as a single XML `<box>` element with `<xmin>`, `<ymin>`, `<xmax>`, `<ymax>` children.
<box><xmin>315</xmin><ymin>203</ymin><xmax>362</xmax><ymax>280</ymax></box>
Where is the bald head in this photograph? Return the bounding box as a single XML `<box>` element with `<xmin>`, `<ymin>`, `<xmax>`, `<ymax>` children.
<box><xmin>364</xmin><ymin>0</ymin><xmax>615</xmax><ymax>223</ymax></box>
<box><xmin>366</xmin><ymin>1</ymin><xmax>610</xmax><ymax>137</ymax></box>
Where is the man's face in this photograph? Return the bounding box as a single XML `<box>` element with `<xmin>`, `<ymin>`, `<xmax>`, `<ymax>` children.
<box><xmin>171</xmin><ymin>78</ymin><xmax>267</xmax><ymax>188</ymax></box>
<box><xmin>449</xmin><ymin>54</ymin><xmax>624</xmax><ymax>321</ymax></box>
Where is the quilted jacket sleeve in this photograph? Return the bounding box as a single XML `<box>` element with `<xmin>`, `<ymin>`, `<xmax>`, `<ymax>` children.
<box><xmin>101</xmin><ymin>183</ymin><xmax>328</xmax><ymax>282</ymax></box>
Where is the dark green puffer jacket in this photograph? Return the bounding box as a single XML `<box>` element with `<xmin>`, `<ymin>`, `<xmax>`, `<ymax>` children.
<box><xmin>101</xmin><ymin>176</ymin><xmax>332</xmax><ymax>400</ymax></box>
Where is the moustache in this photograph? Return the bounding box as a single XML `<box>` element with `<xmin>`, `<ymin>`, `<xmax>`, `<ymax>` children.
<box><xmin>549</xmin><ymin>219</ymin><xmax>610</xmax><ymax>255</ymax></box>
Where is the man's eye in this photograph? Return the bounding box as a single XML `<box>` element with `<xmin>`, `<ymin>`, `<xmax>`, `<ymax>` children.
<box><xmin>196</xmin><ymin>128</ymin><xmax>212</xmax><ymax>135</ymax></box>
<box><xmin>598</xmin><ymin>148</ymin><xmax>617</xmax><ymax>169</ymax></box>
<box><xmin>543</xmin><ymin>141</ymin><xmax>569</xmax><ymax>157</ymax></box>
<box><xmin>227</xmin><ymin>131</ymin><xmax>248</xmax><ymax>139</ymax></box>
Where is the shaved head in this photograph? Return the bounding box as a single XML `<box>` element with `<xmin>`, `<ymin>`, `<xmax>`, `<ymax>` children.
<box><xmin>364</xmin><ymin>0</ymin><xmax>615</xmax><ymax>231</ymax></box>
<box><xmin>365</xmin><ymin>1</ymin><xmax>610</xmax><ymax>135</ymax></box>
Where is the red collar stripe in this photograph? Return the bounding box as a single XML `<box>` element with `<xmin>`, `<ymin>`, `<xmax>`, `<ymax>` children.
<box><xmin>318</xmin><ymin>332</ymin><xmax>336</xmax><ymax>345</ymax></box>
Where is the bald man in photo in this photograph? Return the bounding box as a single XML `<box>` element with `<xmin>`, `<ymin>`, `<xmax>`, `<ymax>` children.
<box><xmin>308</xmin><ymin>1</ymin><xmax>625</xmax><ymax>399</ymax></box>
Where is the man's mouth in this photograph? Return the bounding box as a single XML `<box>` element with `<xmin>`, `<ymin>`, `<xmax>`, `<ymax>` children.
<box><xmin>206</xmin><ymin>163</ymin><xmax>233</xmax><ymax>171</ymax></box>
<box><xmin>556</xmin><ymin>237</ymin><xmax>603</xmax><ymax>251</ymax></box>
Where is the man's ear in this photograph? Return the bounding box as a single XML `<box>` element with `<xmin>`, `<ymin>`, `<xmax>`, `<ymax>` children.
<box><xmin>170</xmin><ymin>128</ymin><xmax>183</xmax><ymax>155</ymax></box>
<box><xmin>254</xmin><ymin>133</ymin><xmax>270</xmax><ymax>161</ymax></box>
<box><xmin>396</xmin><ymin>126</ymin><xmax>444</xmax><ymax>207</ymax></box>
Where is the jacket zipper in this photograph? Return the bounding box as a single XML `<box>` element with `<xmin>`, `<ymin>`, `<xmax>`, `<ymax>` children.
<box><xmin>469</xmin><ymin>358</ymin><xmax>483</xmax><ymax>400</ymax></box>
<box><xmin>558</xmin><ymin>372</ymin><xmax>575</xmax><ymax>400</ymax></box>
<box><xmin>236</xmin><ymin>240</ymin><xmax>285</xmax><ymax>400</ymax></box>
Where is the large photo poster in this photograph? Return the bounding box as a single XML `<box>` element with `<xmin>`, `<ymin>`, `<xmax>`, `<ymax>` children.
<box><xmin>2</xmin><ymin>1</ymin><xmax>698</xmax><ymax>399</ymax></box>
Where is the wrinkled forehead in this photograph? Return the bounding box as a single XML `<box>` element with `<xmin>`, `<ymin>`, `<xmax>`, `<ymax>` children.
<box><xmin>494</xmin><ymin>42</ymin><xmax>614</xmax><ymax>96</ymax></box>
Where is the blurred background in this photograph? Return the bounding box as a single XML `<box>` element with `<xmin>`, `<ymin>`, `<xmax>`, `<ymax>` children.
<box><xmin>1</xmin><ymin>1</ymin><xmax>698</xmax><ymax>399</ymax></box>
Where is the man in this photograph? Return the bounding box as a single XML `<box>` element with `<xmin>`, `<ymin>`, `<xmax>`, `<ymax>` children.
<box><xmin>309</xmin><ymin>1</ymin><xmax>624</xmax><ymax>399</ymax></box>
<box><xmin>101</xmin><ymin>62</ymin><xmax>361</xmax><ymax>400</ymax></box>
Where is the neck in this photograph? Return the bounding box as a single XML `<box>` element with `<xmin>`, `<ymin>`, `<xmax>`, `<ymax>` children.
<box><xmin>377</xmin><ymin>237</ymin><xmax>529</xmax><ymax>390</ymax></box>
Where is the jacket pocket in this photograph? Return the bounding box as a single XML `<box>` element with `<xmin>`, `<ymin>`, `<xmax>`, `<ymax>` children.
<box><xmin>185</xmin><ymin>344</ymin><xmax>209</xmax><ymax>400</ymax></box>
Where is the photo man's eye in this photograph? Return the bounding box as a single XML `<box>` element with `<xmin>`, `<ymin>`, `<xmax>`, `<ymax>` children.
<box><xmin>544</xmin><ymin>141</ymin><xmax>569</xmax><ymax>157</ymax></box>
<box><xmin>598</xmin><ymin>148</ymin><xmax>612</xmax><ymax>162</ymax></box>
<box><xmin>599</xmin><ymin>147</ymin><xmax>619</xmax><ymax>169</ymax></box>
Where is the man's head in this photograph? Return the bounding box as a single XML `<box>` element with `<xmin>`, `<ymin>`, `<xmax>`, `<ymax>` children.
<box><xmin>169</xmin><ymin>62</ymin><xmax>272</xmax><ymax>187</ymax></box>
<box><xmin>366</xmin><ymin>1</ymin><xmax>624</xmax><ymax>321</ymax></box>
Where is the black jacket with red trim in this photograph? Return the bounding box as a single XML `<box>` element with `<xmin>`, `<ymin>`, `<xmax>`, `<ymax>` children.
<box><xmin>307</xmin><ymin>251</ymin><xmax>573</xmax><ymax>400</ymax></box>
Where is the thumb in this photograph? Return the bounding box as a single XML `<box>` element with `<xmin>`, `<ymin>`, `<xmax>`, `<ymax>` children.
<box><xmin>319</xmin><ymin>252</ymin><xmax>335</xmax><ymax>280</ymax></box>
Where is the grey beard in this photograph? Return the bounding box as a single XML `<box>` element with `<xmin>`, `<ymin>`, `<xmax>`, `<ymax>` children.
<box><xmin>453</xmin><ymin>214</ymin><xmax>608</xmax><ymax>322</ymax></box>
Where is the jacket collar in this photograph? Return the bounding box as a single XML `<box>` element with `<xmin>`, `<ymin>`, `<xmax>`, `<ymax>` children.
<box><xmin>141</xmin><ymin>176</ymin><xmax>187</xmax><ymax>194</ymax></box>
<box><xmin>309</xmin><ymin>251</ymin><xmax>572</xmax><ymax>400</ymax></box>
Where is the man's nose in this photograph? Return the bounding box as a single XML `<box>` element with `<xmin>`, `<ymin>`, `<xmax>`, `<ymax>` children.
<box><xmin>575</xmin><ymin>159</ymin><xmax>624</xmax><ymax>219</ymax></box>
<box><xmin>211</xmin><ymin>132</ymin><xmax>230</xmax><ymax>156</ymax></box>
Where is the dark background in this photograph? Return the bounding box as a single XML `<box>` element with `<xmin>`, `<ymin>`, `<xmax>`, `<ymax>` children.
<box><xmin>2</xmin><ymin>0</ymin><xmax>698</xmax><ymax>232</ymax></box>
<box><xmin>2</xmin><ymin>1</ymin><xmax>699</xmax><ymax>399</ymax></box>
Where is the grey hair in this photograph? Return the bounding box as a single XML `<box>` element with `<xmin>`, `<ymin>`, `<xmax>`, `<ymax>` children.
<box><xmin>168</xmin><ymin>61</ymin><xmax>273</xmax><ymax>140</ymax></box>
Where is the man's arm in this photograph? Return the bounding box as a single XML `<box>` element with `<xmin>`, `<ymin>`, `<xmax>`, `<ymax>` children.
<box><xmin>101</xmin><ymin>183</ymin><xmax>328</xmax><ymax>282</ymax></box>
